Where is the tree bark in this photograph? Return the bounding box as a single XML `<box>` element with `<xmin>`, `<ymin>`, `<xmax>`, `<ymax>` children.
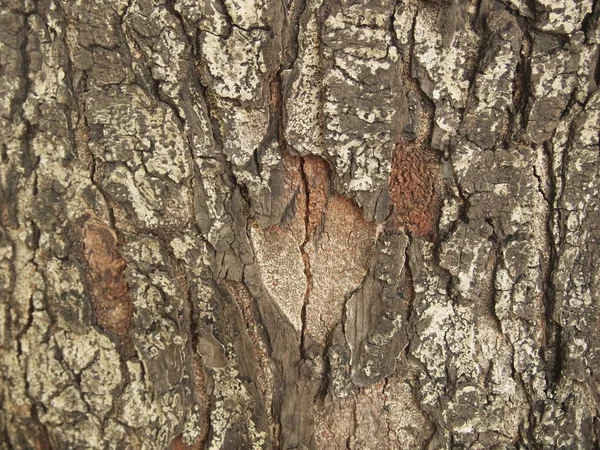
<box><xmin>1</xmin><ymin>0</ymin><xmax>599</xmax><ymax>448</ymax></box>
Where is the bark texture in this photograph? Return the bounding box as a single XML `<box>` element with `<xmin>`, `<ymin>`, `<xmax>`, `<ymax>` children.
<box><xmin>1</xmin><ymin>0</ymin><xmax>599</xmax><ymax>448</ymax></box>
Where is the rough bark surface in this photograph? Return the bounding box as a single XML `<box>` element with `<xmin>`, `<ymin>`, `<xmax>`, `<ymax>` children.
<box><xmin>1</xmin><ymin>0</ymin><xmax>599</xmax><ymax>449</ymax></box>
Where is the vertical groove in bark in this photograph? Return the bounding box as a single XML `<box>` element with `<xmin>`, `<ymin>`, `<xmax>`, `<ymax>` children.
<box><xmin>298</xmin><ymin>156</ymin><xmax>314</xmax><ymax>359</ymax></box>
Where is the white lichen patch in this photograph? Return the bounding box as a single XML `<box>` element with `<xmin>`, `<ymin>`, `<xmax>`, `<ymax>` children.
<box><xmin>53</xmin><ymin>329</ymin><xmax>122</xmax><ymax>418</ymax></box>
<box><xmin>85</xmin><ymin>86</ymin><xmax>191</xmax><ymax>184</ymax></box>
<box><xmin>194</xmin><ymin>158</ymin><xmax>229</xmax><ymax>233</ymax></box>
<box><xmin>527</xmin><ymin>36</ymin><xmax>579</xmax><ymax>143</ymax></box>
<box><xmin>200</xmin><ymin>29</ymin><xmax>266</xmax><ymax>103</ymax></box>
<box><xmin>393</xmin><ymin>3</ymin><xmax>418</xmax><ymax>45</ymax></box>
<box><xmin>222</xmin><ymin>0</ymin><xmax>266</xmax><ymax>29</ymax></box>
<box><xmin>441</xmin><ymin>222</ymin><xmax>494</xmax><ymax>294</ymax></box>
<box><xmin>103</xmin><ymin>165</ymin><xmax>161</xmax><ymax>227</ymax></box>
<box><xmin>15</xmin><ymin>308</ymin><xmax>125</xmax><ymax>448</ymax></box>
<box><xmin>413</xmin><ymin>7</ymin><xmax>479</xmax><ymax>108</ymax></box>
<box><xmin>450</xmin><ymin>140</ymin><xmax>479</xmax><ymax>191</ymax></box>
<box><xmin>221</xmin><ymin>101</ymin><xmax>269</xmax><ymax>166</ymax></box>
<box><xmin>315</xmin><ymin>0</ymin><xmax>402</xmax><ymax>207</ymax></box>
<box><xmin>5</xmin><ymin>226</ymin><xmax>44</xmax><ymax>339</ymax></box>
<box><xmin>534</xmin><ymin>0</ymin><xmax>592</xmax><ymax>34</ymax></box>
<box><xmin>461</xmin><ymin>25</ymin><xmax>520</xmax><ymax>148</ymax></box>
<box><xmin>208</xmin><ymin>350</ymin><xmax>268</xmax><ymax>450</ymax></box>
<box><xmin>118</xmin><ymin>360</ymin><xmax>186</xmax><ymax>450</ymax></box>
<box><xmin>284</xmin><ymin>8</ymin><xmax>325</xmax><ymax>156</ymax></box>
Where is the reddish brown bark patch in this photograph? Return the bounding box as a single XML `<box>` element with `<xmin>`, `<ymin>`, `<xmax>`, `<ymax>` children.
<box><xmin>325</xmin><ymin>196</ymin><xmax>377</xmax><ymax>253</ymax></box>
<box><xmin>301</xmin><ymin>155</ymin><xmax>329</xmax><ymax>240</ymax></box>
<box><xmin>389</xmin><ymin>142</ymin><xmax>441</xmax><ymax>237</ymax></box>
<box><xmin>168</xmin><ymin>435</ymin><xmax>187</xmax><ymax>450</ymax></box>
<box><xmin>254</xmin><ymin>151</ymin><xmax>378</xmax><ymax>347</ymax></box>
<box><xmin>83</xmin><ymin>220</ymin><xmax>132</xmax><ymax>348</ymax></box>
<box><xmin>278</xmin><ymin>152</ymin><xmax>331</xmax><ymax>239</ymax></box>
<box><xmin>190</xmin><ymin>351</ymin><xmax>210</xmax><ymax>449</ymax></box>
<box><xmin>169</xmin><ymin>434</ymin><xmax>203</xmax><ymax>450</ymax></box>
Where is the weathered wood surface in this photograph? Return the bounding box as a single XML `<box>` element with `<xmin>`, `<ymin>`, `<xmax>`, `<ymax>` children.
<box><xmin>1</xmin><ymin>0</ymin><xmax>599</xmax><ymax>448</ymax></box>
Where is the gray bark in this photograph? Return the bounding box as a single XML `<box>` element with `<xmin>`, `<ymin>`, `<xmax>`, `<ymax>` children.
<box><xmin>1</xmin><ymin>0</ymin><xmax>599</xmax><ymax>448</ymax></box>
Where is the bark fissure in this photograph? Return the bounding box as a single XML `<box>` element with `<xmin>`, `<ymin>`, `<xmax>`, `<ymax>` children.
<box><xmin>2</xmin><ymin>0</ymin><xmax>599</xmax><ymax>448</ymax></box>
<box><xmin>298</xmin><ymin>156</ymin><xmax>313</xmax><ymax>358</ymax></box>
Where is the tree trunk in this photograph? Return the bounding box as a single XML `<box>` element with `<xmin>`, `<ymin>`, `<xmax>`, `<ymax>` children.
<box><xmin>1</xmin><ymin>0</ymin><xmax>599</xmax><ymax>448</ymax></box>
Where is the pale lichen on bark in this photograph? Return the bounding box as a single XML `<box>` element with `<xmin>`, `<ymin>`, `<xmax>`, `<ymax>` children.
<box><xmin>1</xmin><ymin>0</ymin><xmax>599</xmax><ymax>448</ymax></box>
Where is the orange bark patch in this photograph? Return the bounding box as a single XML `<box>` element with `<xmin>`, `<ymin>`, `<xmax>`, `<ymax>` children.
<box><xmin>168</xmin><ymin>435</ymin><xmax>189</xmax><ymax>450</ymax></box>
<box><xmin>301</xmin><ymin>155</ymin><xmax>329</xmax><ymax>240</ymax></box>
<box><xmin>303</xmin><ymin>194</ymin><xmax>377</xmax><ymax>344</ymax></box>
<box><xmin>389</xmin><ymin>142</ymin><xmax>440</xmax><ymax>237</ymax></box>
<box><xmin>278</xmin><ymin>152</ymin><xmax>331</xmax><ymax>240</ymax></box>
<box><xmin>252</xmin><ymin>151</ymin><xmax>378</xmax><ymax>347</ymax></box>
<box><xmin>83</xmin><ymin>220</ymin><xmax>132</xmax><ymax>347</ymax></box>
<box><xmin>190</xmin><ymin>352</ymin><xmax>210</xmax><ymax>449</ymax></box>
<box><xmin>324</xmin><ymin>196</ymin><xmax>377</xmax><ymax>252</ymax></box>
<box><xmin>169</xmin><ymin>433</ymin><xmax>205</xmax><ymax>450</ymax></box>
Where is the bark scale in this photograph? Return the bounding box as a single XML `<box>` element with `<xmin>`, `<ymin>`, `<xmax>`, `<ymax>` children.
<box><xmin>0</xmin><ymin>0</ymin><xmax>599</xmax><ymax>449</ymax></box>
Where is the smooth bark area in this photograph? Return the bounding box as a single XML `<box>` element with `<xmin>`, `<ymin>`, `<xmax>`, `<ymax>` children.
<box><xmin>1</xmin><ymin>0</ymin><xmax>599</xmax><ymax>448</ymax></box>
